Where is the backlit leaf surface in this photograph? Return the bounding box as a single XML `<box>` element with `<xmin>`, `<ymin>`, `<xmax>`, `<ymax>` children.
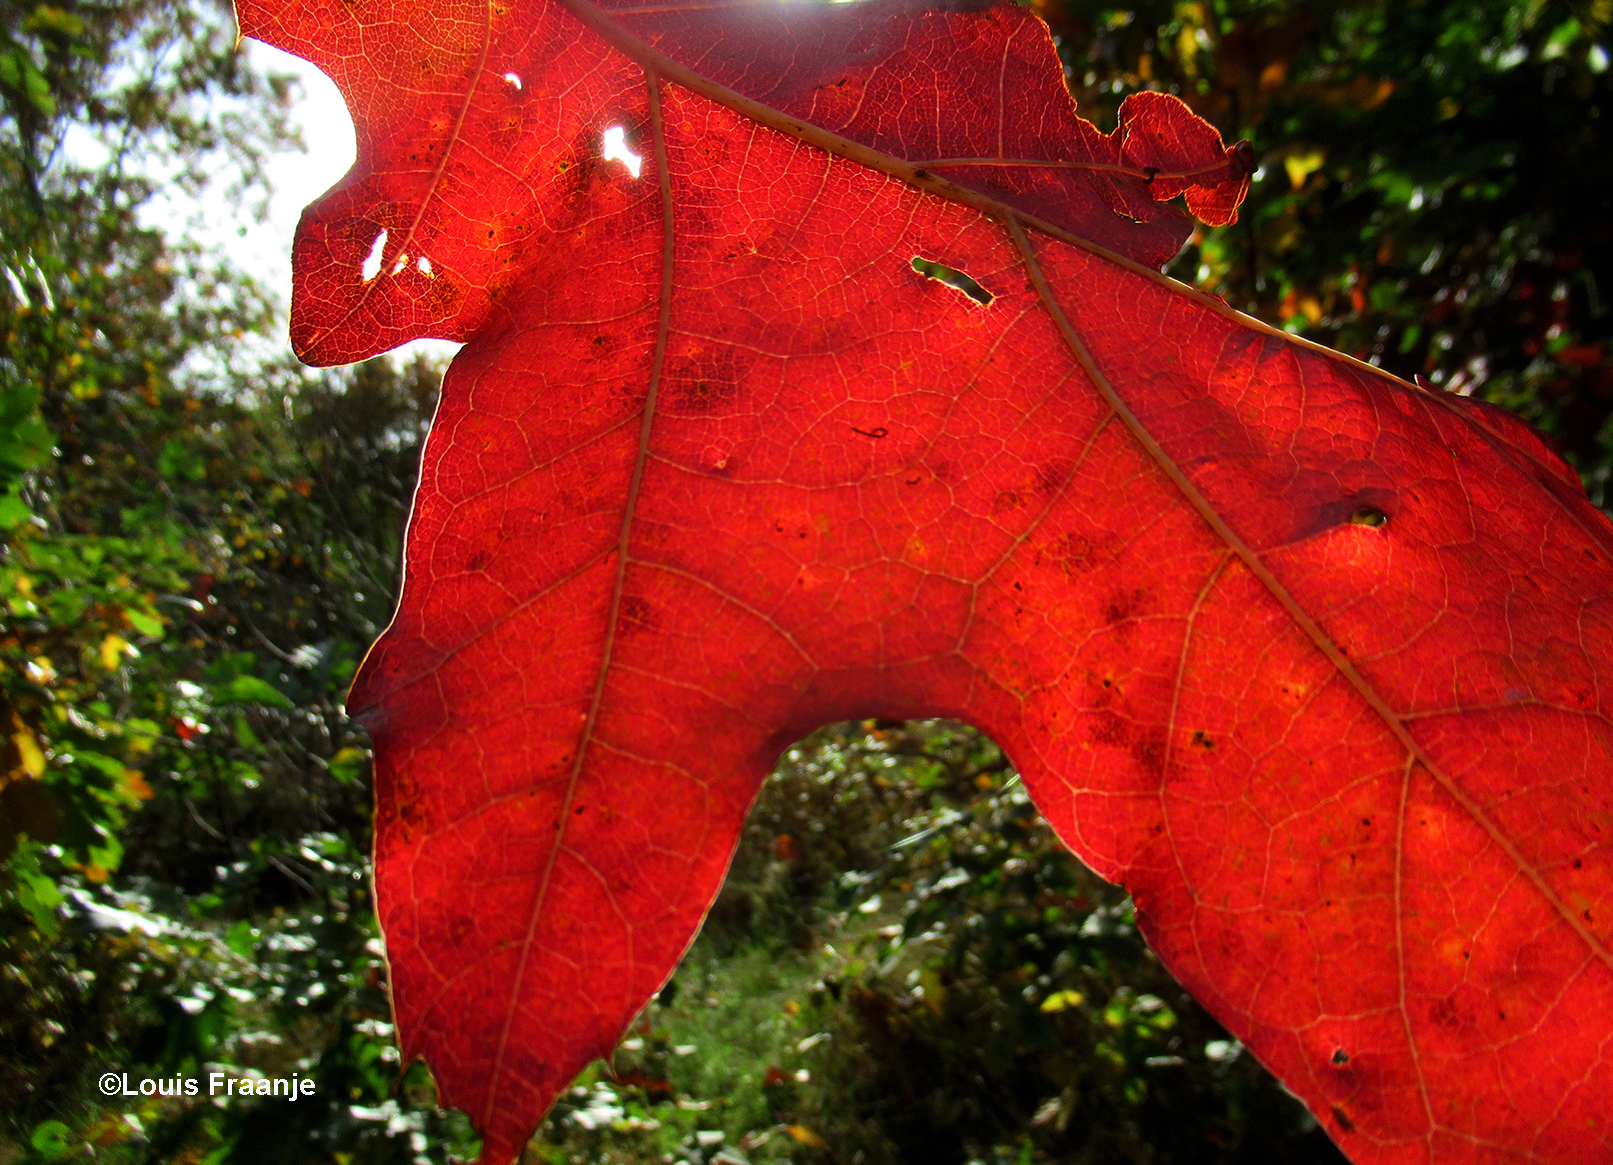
<box><xmin>235</xmin><ymin>1</ymin><xmax>1613</xmax><ymax>1160</ymax></box>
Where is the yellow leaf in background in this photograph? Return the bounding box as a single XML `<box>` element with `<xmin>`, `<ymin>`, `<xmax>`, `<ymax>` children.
<box><xmin>11</xmin><ymin>726</ymin><xmax>46</xmax><ymax>781</ymax></box>
<box><xmin>784</xmin><ymin>1126</ymin><xmax>825</xmax><ymax>1148</ymax></box>
<box><xmin>1284</xmin><ymin>150</ymin><xmax>1326</xmax><ymax>190</ymax></box>
<box><xmin>781</xmin><ymin>1000</ymin><xmax>801</xmax><ymax>1018</ymax></box>
<box><xmin>3</xmin><ymin>692</ymin><xmax>46</xmax><ymax>783</ymax></box>
<box><xmin>1040</xmin><ymin>990</ymin><xmax>1086</xmax><ymax>1013</ymax></box>
<box><xmin>99</xmin><ymin>634</ymin><xmax>128</xmax><ymax>670</ymax></box>
<box><xmin>119</xmin><ymin>769</ymin><xmax>154</xmax><ymax>802</ymax></box>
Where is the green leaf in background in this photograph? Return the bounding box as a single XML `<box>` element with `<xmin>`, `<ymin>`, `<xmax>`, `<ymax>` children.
<box><xmin>0</xmin><ymin>491</ymin><xmax>31</xmax><ymax>528</ymax></box>
<box><xmin>327</xmin><ymin>746</ymin><xmax>368</xmax><ymax>785</ymax></box>
<box><xmin>157</xmin><ymin>435</ymin><xmax>205</xmax><ymax>483</ymax></box>
<box><xmin>8</xmin><ymin>839</ymin><xmax>63</xmax><ymax>937</ymax></box>
<box><xmin>123</xmin><ymin>608</ymin><xmax>164</xmax><ymax>638</ymax></box>
<box><xmin>224</xmin><ymin>918</ymin><xmax>258</xmax><ymax>959</ymax></box>
<box><xmin>215</xmin><ymin>674</ymin><xmax>293</xmax><ymax>710</ymax></box>
<box><xmin>22</xmin><ymin>6</ymin><xmax>87</xmax><ymax>38</ymax></box>
<box><xmin>28</xmin><ymin>1120</ymin><xmax>71</xmax><ymax>1159</ymax></box>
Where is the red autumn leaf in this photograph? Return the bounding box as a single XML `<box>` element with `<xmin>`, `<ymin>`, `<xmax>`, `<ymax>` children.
<box><xmin>772</xmin><ymin>832</ymin><xmax>802</xmax><ymax>863</ymax></box>
<box><xmin>236</xmin><ymin>1</ymin><xmax>1613</xmax><ymax>1162</ymax></box>
<box><xmin>611</xmin><ymin>1067</ymin><xmax>674</xmax><ymax>1096</ymax></box>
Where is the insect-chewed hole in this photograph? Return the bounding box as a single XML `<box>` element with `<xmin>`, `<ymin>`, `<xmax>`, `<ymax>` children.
<box><xmin>601</xmin><ymin>125</ymin><xmax>643</xmax><ymax>179</ymax></box>
<box><xmin>503</xmin><ymin>71</ymin><xmax>523</xmax><ymax>90</ymax></box>
<box><xmin>360</xmin><ymin>228</ymin><xmax>388</xmax><ymax>282</ymax></box>
<box><xmin>1349</xmin><ymin>506</ymin><xmax>1389</xmax><ymax>528</ymax></box>
<box><xmin>910</xmin><ymin>256</ymin><xmax>993</xmax><ymax>306</ymax></box>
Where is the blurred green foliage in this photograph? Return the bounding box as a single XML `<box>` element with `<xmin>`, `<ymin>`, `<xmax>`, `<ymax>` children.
<box><xmin>1</xmin><ymin>1</ymin><xmax>475</xmax><ymax>1159</ymax></box>
<box><xmin>0</xmin><ymin>0</ymin><xmax>1605</xmax><ymax>1162</ymax></box>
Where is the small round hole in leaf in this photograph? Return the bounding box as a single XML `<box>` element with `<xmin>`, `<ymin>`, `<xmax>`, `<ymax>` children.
<box><xmin>1350</xmin><ymin>506</ymin><xmax>1389</xmax><ymax>528</ymax></box>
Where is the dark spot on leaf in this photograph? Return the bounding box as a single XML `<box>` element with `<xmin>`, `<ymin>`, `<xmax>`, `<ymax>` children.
<box><xmin>665</xmin><ymin>344</ymin><xmax>747</xmax><ymax>415</ymax></box>
<box><xmin>1104</xmin><ymin>588</ymin><xmax>1150</xmax><ymax>626</ymax></box>
<box><xmin>618</xmin><ymin>595</ymin><xmax>654</xmax><ymax>633</ymax></box>
<box><xmin>1331</xmin><ymin>1106</ymin><xmax>1354</xmax><ymax>1133</ymax></box>
<box><xmin>1131</xmin><ymin>730</ymin><xmax>1166</xmax><ymax>774</ymax></box>
<box><xmin>1191</xmin><ymin>730</ymin><xmax>1214</xmax><ymax>749</ymax></box>
<box><xmin>1331</xmin><ymin>1048</ymin><xmax>1349</xmax><ymax>1066</ymax></box>
<box><xmin>1429</xmin><ymin>997</ymin><xmax>1460</xmax><ymax>1027</ymax></box>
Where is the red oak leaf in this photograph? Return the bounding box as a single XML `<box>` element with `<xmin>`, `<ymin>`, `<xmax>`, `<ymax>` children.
<box><xmin>235</xmin><ymin>0</ymin><xmax>1613</xmax><ymax>1162</ymax></box>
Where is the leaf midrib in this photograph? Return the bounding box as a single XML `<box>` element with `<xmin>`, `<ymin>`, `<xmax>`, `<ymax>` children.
<box><xmin>480</xmin><ymin>67</ymin><xmax>679</xmax><ymax>1127</ymax></box>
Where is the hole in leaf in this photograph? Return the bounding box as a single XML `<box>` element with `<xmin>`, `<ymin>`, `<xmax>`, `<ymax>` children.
<box><xmin>1332</xmin><ymin>1048</ymin><xmax>1349</xmax><ymax>1065</ymax></box>
<box><xmin>417</xmin><ymin>255</ymin><xmax>433</xmax><ymax>276</ymax></box>
<box><xmin>601</xmin><ymin>125</ymin><xmax>642</xmax><ymax>178</ymax></box>
<box><xmin>910</xmin><ymin>256</ymin><xmax>993</xmax><ymax>306</ymax></box>
<box><xmin>503</xmin><ymin>72</ymin><xmax>523</xmax><ymax>90</ymax></box>
<box><xmin>360</xmin><ymin>228</ymin><xmax>387</xmax><ymax>282</ymax></box>
<box><xmin>1350</xmin><ymin>506</ymin><xmax>1389</xmax><ymax>528</ymax></box>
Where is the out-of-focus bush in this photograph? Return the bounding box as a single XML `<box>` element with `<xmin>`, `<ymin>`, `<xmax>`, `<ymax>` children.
<box><xmin>528</xmin><ymin>721</ymin><xmax>1345</xmax><ymax>1165</ymax></box>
